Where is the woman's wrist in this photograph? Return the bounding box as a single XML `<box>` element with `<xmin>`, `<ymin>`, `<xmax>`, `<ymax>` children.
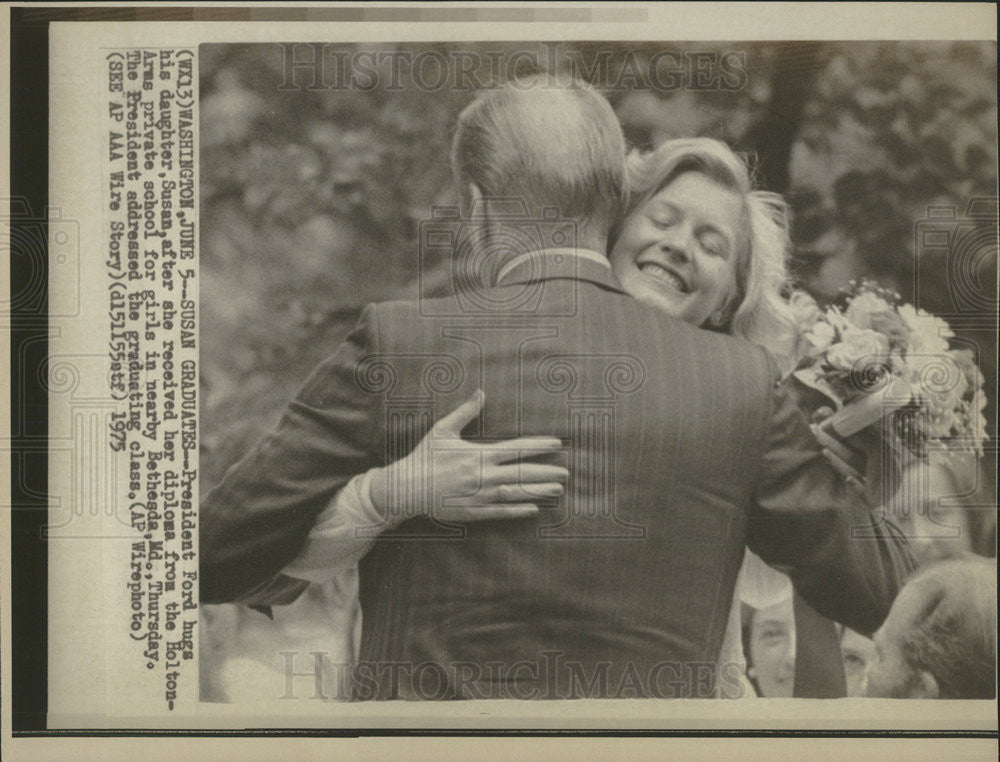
<box><xmin>366</xmin><ymin>466</ymin><xmax>389</xmax><ymax>519</ymax></box>
<box><xmin>364</xmin><ymin>465</ymin><xmax>414</xmax><ymax>529</ymax></box>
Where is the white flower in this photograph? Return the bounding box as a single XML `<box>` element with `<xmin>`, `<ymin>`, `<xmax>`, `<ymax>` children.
<box><xmin>889</xmin><ymin>351</ymin><xmax>906</xmax><ymax>373</ymax></box>
<box><xmin>845</xmin><ymin>291</ymin><xmax>894</xmax><ymax>330</ymax></box>
<box><xmin>972</xmin><ymin>410</ymin><xmax>988</xmax><ymax>456</ymax></box>
<box><xmin>897</xmin><ymin>303</ymin><xmax>921</xmax><ymax>332</ymax></box>
<box><xmin>805</xmin><ymin>320</ymin><xmax>836</xmax><ymax>352</ymax></box>
<box><xmin>899</xmin><ymin>304</ymin><xmax>953</xmax><ymax>356</ymax></box>
<box><xmin>906</xmin><ymin>353</ymin><xmax>968</xmax><ymax>439</ymax></box>
<box><xmin>827</xmin><ymin>328</ymin><xmax>892</xmax><ymax>373</ymax></box>
<box><xmin>825</xmin><ymin>307</ymin><xmax>852</xmax><ymax>334</ymax></box>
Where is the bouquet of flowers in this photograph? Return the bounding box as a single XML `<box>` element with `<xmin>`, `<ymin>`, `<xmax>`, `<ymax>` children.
<box><xmin>788</xmin><ymin>281</ymin><xmax>988</xmax><ymax>460</ymax></box>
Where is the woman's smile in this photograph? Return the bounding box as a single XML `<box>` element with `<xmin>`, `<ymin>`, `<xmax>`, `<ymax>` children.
<box><xmin>636</xmin><ymin>261</ymin><xmax>690</xmax><ymax>293</ymax></box>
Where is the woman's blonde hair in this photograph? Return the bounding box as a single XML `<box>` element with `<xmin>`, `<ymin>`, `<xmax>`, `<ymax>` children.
<box><xmin>623</xmin><ymin>137</ymin><xmax>798</xmax><ymax>367</ymax></box>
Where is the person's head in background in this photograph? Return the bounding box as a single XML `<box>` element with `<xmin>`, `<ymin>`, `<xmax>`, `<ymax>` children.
<box><xmin>451</xmin><ymin>73</ymin><xmax>627</xmax><ymax>272</ymax></box>
<box><xmin>865</xmin><ymin>555</ymin><xmax>997</xmax><ymax>699</ymax></box>
<box><xmin>838</xmin><ymin>626</ymin><xmax>876</xmax><ymax>697</ymax></box>
<box><xmin>742</xmin><ymin>593</ymin><xmax>796</xmax><ymax>697</ymax></box>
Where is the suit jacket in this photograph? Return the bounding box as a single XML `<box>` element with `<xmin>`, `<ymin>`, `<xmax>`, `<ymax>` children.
<box><xmin>793</xmin><ymin>593</ymin><xmax>848</xmax><ymax>697</ymax></box>
<box><xmin>201</xmin><ymin>251</ymin><xmax>914</xmax><ymax>699</ymax></box>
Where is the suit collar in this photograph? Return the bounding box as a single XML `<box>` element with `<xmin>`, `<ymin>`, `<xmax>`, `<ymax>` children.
<box><xmin>495</xmin><ymin>248</ymin><xmax>627</xmax><ymax>295</ymax></box>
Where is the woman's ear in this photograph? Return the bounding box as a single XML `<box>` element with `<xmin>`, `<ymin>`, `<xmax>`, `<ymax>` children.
<box><xmin>707</xmin><ymin>298</ymin><xmax>735</xmax><ymax>329</ymax></box>
<box><xmin>710</xmin><ymin>282</ymin><xmax>742</xmax><ymax>329</ymax></box>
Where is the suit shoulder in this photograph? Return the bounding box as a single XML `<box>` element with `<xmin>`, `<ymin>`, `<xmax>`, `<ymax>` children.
<box><xmin>660</xmin><ymin>315</ymin><xmax>779</xmax><ymax>383</ymax></box>
<box><xmin>717</xmin><ymin>330</ymin><xmax>780</xmax><ymax>382</ymax></box>
<box><xmin>362</xmin><ymin>295</ymin><xmax>459</xmax><ymax>351</ymax></box>
<box><xmin>368</xmin><ymin>294</ymin><xmax>460</xmax><ymax>321</ymax></box>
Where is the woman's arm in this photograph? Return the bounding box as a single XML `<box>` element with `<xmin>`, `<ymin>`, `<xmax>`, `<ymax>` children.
<box><xmin>281</xmin><ymin>470</ymin><xmax>384</xmax><ymax>583</ymax></box>
<box><xmin>282</xmin><ymin>390</ymin><xmax>569</xmax><ymax>583</ymax></box>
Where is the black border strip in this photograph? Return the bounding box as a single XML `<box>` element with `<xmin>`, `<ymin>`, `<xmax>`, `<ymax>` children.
<box><xmin>13</xmin><ymin>729</ymin><xmax>1000</xmax><ymax>738</ymax></box>
<box><xmin>10</xmin><ymin>4</ymin><xmax>50</xmax><ymax>735</ymax></box>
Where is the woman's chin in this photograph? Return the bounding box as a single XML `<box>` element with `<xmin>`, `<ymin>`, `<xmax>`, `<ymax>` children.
<box><xmin>630</xmin><ymin>282</ymin><xmax>689</xmax><ymax>321</ymax></box>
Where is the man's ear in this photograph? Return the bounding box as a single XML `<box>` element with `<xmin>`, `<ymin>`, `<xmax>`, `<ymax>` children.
<box><xmin>911</xmin><ymin>670</ymin><xmax>940</xmax><ymax>699</ymax></box>
<box><xmin>468</xmin><ymin>183</ymin><xmax>496</xmax><ymax>241</ymax></box>
<box><xmin>468</xmin><ymin>183</ymin><xmax>483</xmax><ymax>214</ymax></box>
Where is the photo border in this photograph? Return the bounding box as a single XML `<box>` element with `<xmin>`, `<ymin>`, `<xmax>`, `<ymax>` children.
<box><xmin>4</xmin><ymin>2</ymin><xmax>998</xmax><ymax>758</ymax></box>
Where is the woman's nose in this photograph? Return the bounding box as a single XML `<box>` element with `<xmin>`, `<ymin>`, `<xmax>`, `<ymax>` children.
<box><xmin>660</xmin><ymin>232</ymin><xmax>691</xmax><ymax>263</ymax></box>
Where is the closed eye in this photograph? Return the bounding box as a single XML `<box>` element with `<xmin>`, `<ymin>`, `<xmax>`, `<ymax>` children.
<box><xmin>646</xmin><ymin>202</ymin><xmax>680</xmax><ymax>229</ymax></box>
<box><xmin>699</xmin><ymin>232</ymin><xmax>729</xmax><ymax>259</ymax></box>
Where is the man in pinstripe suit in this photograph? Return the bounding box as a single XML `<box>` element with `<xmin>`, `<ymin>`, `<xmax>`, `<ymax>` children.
<box><xmin>201</xmin><ymin>76</ymin><xmax>914</xmax><ymax>699</ymax></box>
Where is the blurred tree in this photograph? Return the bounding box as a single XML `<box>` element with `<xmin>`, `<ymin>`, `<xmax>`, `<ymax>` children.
<box><xmin>740</xmin><ymin>42</ymin><xmax>825</xmax><ymax>193</ymax></box>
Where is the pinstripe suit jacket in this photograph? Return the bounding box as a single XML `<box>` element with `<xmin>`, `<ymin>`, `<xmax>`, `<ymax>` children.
<box><xmin>201</xmin><ymin>252</ymin><xmax>914</xmax><ymax>699</ymax></box>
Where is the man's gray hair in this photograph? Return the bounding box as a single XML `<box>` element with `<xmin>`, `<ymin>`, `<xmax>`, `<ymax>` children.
<box><xmin>901</xmin><ymin>555</ymin><xmax>997</xmax><ymax>699</ymax></box>
<box><xmin>451</xmin><ymin>74</ymin><xmax>627</xmax><ymax>232</ymax></box>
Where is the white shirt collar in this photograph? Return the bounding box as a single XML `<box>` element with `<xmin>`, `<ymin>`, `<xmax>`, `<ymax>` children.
<box><xmin>495</xmin><ymin>248</ymin><xmax>610</xmax><ymax>284</ymax></box>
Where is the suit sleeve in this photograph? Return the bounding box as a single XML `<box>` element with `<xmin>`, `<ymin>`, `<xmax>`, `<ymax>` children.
<box><xmin>747</xmin><ymin>350</ymin><xmax>917</xmax><ymax>637</ymax></box>
<box><xmin>200</xmin><ymin>303</ymin><xmax>383</xmax><ymax>605</ymax></box>
<box><xmin>281</xmin><ymin>471</ymin><xmax>381</xmax><ymax>583</ymax></box>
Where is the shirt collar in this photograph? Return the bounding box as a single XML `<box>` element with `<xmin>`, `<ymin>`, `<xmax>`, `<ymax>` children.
<box><xmin>495</xmin><ymin>248</ymin><xmax>625</xmax><ymax>294</ymax></box>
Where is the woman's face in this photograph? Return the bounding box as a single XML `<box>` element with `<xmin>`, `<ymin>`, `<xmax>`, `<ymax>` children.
<box><xmin>748</xmin><ymin>595</ymin><xmax>796</xmax><ymax>698</ymax></box>
<box><xmin>610</xmin><ymin>171</ymin><xmax>743</xmax><ymax>328</ymax></box>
